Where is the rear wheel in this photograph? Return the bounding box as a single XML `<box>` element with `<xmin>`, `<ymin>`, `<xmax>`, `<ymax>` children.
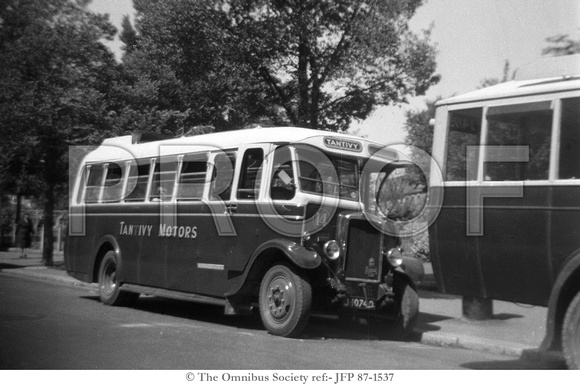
<box><xmin>562</xmin><ymin>292</ymin><xmax>580</xmax><ymax>369</ymax></box>
<box><xmin>259</xmin><ymin>263</ymin><xmax>312</xmax><ymax>337</ymax></box>
<box><xmin>98</xmin><ymin>251</ymin><xmax>139</xmax><ymax>306</ymax></box>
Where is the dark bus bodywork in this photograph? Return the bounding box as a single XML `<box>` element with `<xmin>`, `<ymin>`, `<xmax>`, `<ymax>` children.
<box><xmin>66</xmin><ymin>127</ymin><xmax>425</xmax><ymax>338</ymax></box>
<box><xmin>429</xmin><ymin>55</ymin><xmax>580</xmax><ymax>367</ymax></box>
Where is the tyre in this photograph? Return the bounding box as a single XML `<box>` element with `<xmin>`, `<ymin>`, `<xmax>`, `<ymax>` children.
<box><xmin>98</xmin><ymin>251</ymin><xmax>139</xmax><ymax>306</ymax></box>
<box><xmin>259</xmin><ymin>263</ymin><xmax>312</xmax><ymax>337</ymax></box>
<box><xmin>562</xmin><ymin>292</ymin><xmax>580</xmax><ymax>369</ymax></box>
<box><xmin>396</xmin><ymin>283</ymin><xmax>420</xmax><ymax>336</ymax></box>
<box><xmin>372</xmin><ymin>281</ymin><xmax>419</xmax><ymax>339</ymax></box>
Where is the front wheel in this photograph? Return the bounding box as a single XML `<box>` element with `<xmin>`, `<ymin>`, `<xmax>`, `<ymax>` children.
<box><xmin>98</xmin><ymin>251</ymin><xmax>139</xmax><ymax>306</ymax></box>
<box><xmin>562</xmin><ymin>292</ymin><xmax>580</xmax><ymax>369</ymax></box>
<box><xmin>395</xmin><ymin>283</ymin><xmax>420</xmax><ymax>337</ymax></box>
<box><xmin>259</xmin><ymin>263</ymin><xmax>312</xmax><ymax>338</ymax></box>
<box><xmin>370</xmin><ymin>281</ymin><xmax>419</xmax><ymax>339</ymax></box>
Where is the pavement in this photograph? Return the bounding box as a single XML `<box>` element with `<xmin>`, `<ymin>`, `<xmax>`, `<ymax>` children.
<box><xmin>0</xmin><ymin>248</ymin><xmax>567</xmax><ymax>367</ymax></box>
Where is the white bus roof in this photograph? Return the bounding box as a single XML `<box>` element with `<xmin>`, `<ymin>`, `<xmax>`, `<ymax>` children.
<box><xmin>84</xmin><ymin>126</ymin><xmax>395</xmax><ymax>163</ymax></box>
<box><xmin>437</xmin><ymin>54</ymin><xmax>580</xmax><ymax>107</ymax></box>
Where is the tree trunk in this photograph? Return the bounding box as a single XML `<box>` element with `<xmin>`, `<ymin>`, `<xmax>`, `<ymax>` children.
<box><xmin>0</xmin><ymin>193</ymin><xmax>3</xmax><ymax>249</ymax></box>
<box><xmin>310</xmin><ymin>74</ymin><xmax>320</xmax><ymax>129</ymax></box>
<box><xmin>42</xmin><ymin>157</ymin><xmax>56</xmax><ymax>266</ymax></box>
<box><xmin>42</xmin><ymin>184</ymin><xmax>54</xmax><ymax>266</ymax></box>
<box><xmin>297</xmin><ymin>33</ymin><xmax>310</xmax><ymax>127</ymax></box>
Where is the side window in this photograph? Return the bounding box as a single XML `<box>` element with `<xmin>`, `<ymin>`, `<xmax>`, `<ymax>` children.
<box><xmin>101</xmin><ymin>163</ymin><xmax>123</xmax><ymax>203</ymax></box>
<box><xmin>209</xmin><ymin>152</ymin><xmax>236</xmax><ymax>201</ymax></box>
<box><xmin>150</xmin><ymin>159</ymin><xmax>178</xmax><ymax>201</ymax></box>
<box><xmin>76</xmin><ymin>167</ymin><xmax>89</xmax><ymax>204</ymax></box>
<box><xmin>84</xmin><ymin>164</ymin><xmax>106</xmax><ymax>203</ymax></box>
<box><xmin>445</xmin><ymin>108</ymin><xmax>482</xmax><ymax>181</ymax></box>
<box><xmin>237</xmin><ymin>148</ymin><xmax>264</xmax><ymax>200</ymax></box>
<box><xmin>558</xmin><ymin>97</ymin><xmax>580</xmax><ymax>179</ymax></box>
<box><xmin>270</xmin><ymin>146</ymin><xmax>295</xmax><ymax>200</ymax></box>
<box><xmin>484</xmin><ymin>101</ymin><xmax>552</xmax><ymax>181</ymax></box>
<box><xmin>125</xmin><ymin>162</ymin><xmax>150</xmax><ymax>202</ymax></box>
<box><xmin>177</xmin><ymin>157</ymin><xmax>207</xmax><ymax>201</ymax></box>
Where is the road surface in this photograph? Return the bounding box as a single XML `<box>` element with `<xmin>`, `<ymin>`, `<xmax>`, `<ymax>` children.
<box><xmin>0</xmin><ymin>274</ymin><xmax>559</xmax><ymax>370</ymax></box>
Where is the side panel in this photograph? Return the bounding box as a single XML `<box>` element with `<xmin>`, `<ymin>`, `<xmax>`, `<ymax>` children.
<box><xmin>549</xmin><ymin>185</ymin><xmax>580</xmax><ymax>277</ymax></box>
<box><xmin>154</xmin><ymin>201</ymin><xmax>218</xmax><ymax>294</ymax></box>
<box><xmin>430</xmin><ymin>185</ymin><xmax>553</xmax><ymax>305</ymax></box>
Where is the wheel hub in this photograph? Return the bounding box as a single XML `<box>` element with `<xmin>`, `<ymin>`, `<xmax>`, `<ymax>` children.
<box><xmin>267</xmin><ymin>277</ymin><xmax>294</xmax><ymax>321</ymax></box>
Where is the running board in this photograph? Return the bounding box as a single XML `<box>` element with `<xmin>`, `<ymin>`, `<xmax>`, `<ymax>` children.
<box><xmin>121</xmin><ymin>283</ymin><xmax>226</xmax><ymax>307</ymax></box>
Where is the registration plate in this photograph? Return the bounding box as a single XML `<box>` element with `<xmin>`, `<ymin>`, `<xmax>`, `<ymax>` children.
<box><xmin>343</xmin><ymin>297</ymin><xmax>375</xmax><ymax>309</ymax></box>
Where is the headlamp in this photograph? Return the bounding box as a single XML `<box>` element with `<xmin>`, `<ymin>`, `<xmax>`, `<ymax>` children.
<box><xmin>323</xmin><ymin>240</ymin><xmax>341</xmax><ymax>260</ymax></box>
<box><xmin>385</xmin><ymin>247</ymin><xmax>403</xmax><ymax>267</ymax></box>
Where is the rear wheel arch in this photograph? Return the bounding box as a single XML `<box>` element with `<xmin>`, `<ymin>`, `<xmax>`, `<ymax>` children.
<box><xmin>92</xmin><ymin>240</ymin><xmax>118</xmax><ymax>283</ymax></box>
<box><xmin>97</xmin><ymin>250</ymin><xmax>139</xmax><ymax>306</ymax></box>
<box><xmin>90</xmin><ymin>235</ymin><xmax>122</xmax><ymax>282</ymax></box>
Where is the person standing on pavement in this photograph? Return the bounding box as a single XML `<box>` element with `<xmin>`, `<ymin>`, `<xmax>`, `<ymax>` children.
<box><xmin>16</xmin><ymin>213</ymin><xmax>35</xmax><ymax>258</ymax></box>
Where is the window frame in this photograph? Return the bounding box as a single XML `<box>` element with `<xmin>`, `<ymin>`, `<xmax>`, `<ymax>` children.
<box><xmin>176</xmin><ymin>153</ymin><xmax>209</xmax><ymax>202</ymax></box>
<box><xmin>237</xmin><ymin>148</ymin><xmax>265</xmax><ymax>200</ymax></box>
<box><xmin>149</xmin><ymin>157</ymin><xmax>179</xmax><ymax>202</ymax></box>
<box><xmin>439</xmin><ymin>91</ymin><xmax>580</xmax><ymax>186</ymax></box>
<box><xmin>124</xmin><ymin>159</ymin><xmax>153</xmax><ymax>203</ymax></box>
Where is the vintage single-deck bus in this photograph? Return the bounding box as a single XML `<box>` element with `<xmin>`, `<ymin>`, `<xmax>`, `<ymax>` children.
<box><xmin>65</xmin><ymin>127</ymin><xmax>426</xmax><ymax>338</ymax></box>
<box><xmin>429</xmin><ymin>54</ymin><xmax>580</xmax><ymax>367</ymax></box>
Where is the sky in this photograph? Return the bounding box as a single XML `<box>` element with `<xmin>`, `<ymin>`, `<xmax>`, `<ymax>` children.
<box><xmin>89</xmin><ymin>0</ymin><xmax>580</xmax><ymax>145</ymax></box>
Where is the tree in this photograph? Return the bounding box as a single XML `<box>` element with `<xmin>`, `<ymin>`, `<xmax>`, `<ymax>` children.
<box><xmin>119</xmin><ymin>15</ymin><xmax>138</xmax><ymax>54</ymax></box>
<box><xmin>542</xmin><ymin>32</ymin><xmax>580</xmax><ymax>56</ymax></box>
<box><xmin>122</xmin><ymin>0</ymin><xmax>439</xmax><ymax>132</ymax></box>
<box><xmin>229</xmin><ymin>0</ymin><xmax>440</xmax><ymax>131</ymax></box>
<box><xmin>404</xmin><ymin>98</ymin><xmax>438</xmax><ymax>156</ymax></box>
<box><xmin>114</xmin><ymin>0</ymin><xmax>287</xmax><ymax>133</ymax></box>
<box><xmin>478</xmin><ymin>60</ymin><xmax>512</xmax><ymax>89</ymax></box>
<box><xmin>0</xmin><ymin>0</ymin><xmax>120</xmax><ymax>265</ymax></box>
<box><xmin>404</xmin><ymin>60</ymin><xmax>512</xmax><ymax>160</ymax></box>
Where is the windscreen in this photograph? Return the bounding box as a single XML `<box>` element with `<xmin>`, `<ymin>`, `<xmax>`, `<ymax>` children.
<box><xmin>296</xmin><ymin>146</ymin><xmax>359</xmax><ymax>201</ymax></box>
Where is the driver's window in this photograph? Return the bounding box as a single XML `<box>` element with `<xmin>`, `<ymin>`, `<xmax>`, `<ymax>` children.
<box><xmin>270</xmin><ymin>146</ymin><xmax>295</xmax><ymax>200</ymax></box>
<box><xmin>209</xmin><ymin>152</ymin><xmax>236</xmax><ymax>201</ymax></box>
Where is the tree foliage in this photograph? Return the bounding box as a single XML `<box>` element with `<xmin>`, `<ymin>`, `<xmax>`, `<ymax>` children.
<box><xmin>478</xmin><ymin>60</ymin><xmax>512</xmax><ymax>89</ymax></box>
<box><xmin>0</xmin><ymin>0</ymin><xmax>120</xmax><ymax>264</ymax></box>
<box><xmin>542</xmin><ymin>32</ymin><xmax>580</xmax><ymax>56</ymax></box>
<box><xmin>404</xmin><ymin>59</ymin><xmax>512</xmax><ymax>169</ymax></box>
<box><xmin>1</xmin><ymin>0</ymin><xmax>440</xmax><ymax>263</ymax></box>
<box><xmin>404</xmin><ymin>99</ymin><xmax>437</xmax><ymax>155</ymax></box>
<box><xmin>121</xmin><ymin>0</ymin><xmax>439</xmax><ymax>133</ymax></box>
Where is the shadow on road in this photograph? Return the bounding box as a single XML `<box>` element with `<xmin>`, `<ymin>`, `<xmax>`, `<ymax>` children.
<box><xmin>0</xmin><ymin>263</ymin><xmax>24</xmax><ymax>270</ymax></box>
<box><xmin>461</xmin><ymin>358</ymin><xmax>566</xmax><ymax>370</ymax></box>
<box><xmin>417</xmin><ymin>311</ymin><xmax>524</xmax><ymax>332</ymax></box>
<box><xmin>81</xmin><ymin>294</ymin><xmax>418</xmax><ymax>343</ymax></box>
<box><xmin>82</xmin><ymin>294</ymin><xmax>264</xmax><ymax>331</ymax></box>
